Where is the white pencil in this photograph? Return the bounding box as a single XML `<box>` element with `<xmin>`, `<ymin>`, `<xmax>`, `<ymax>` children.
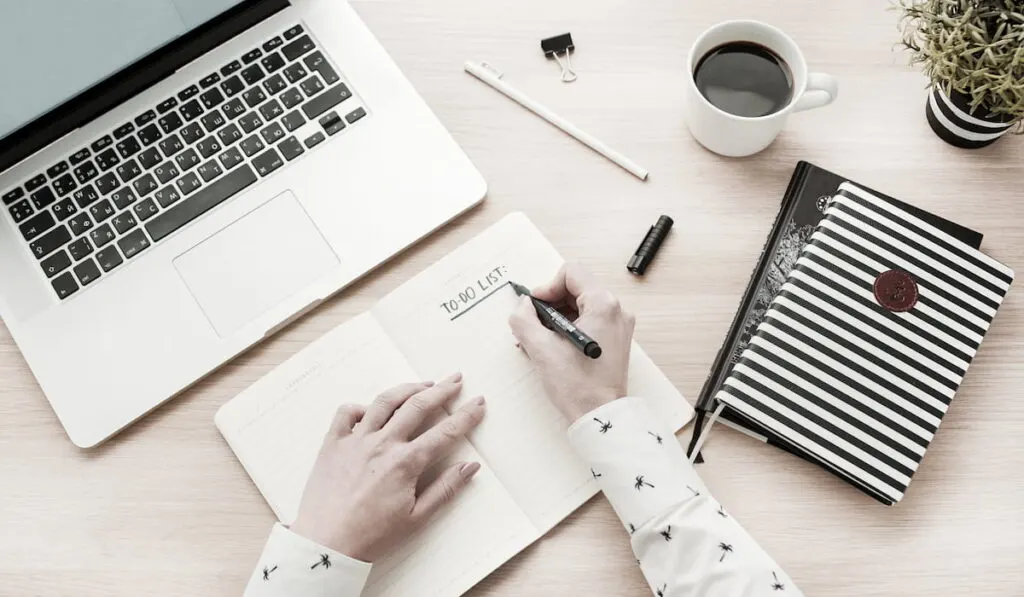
<box><xmin>464</xmin><ymin>61</ymin><xmax>649</xmax><ymax>181</ymax></box>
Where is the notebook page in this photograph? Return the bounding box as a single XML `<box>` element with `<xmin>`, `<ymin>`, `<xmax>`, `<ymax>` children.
<box><xmin>215</xmin><ymin>313</ymin><xmax>537</xmax><ymax>597</ymax></box>
<box><xmin>372</xmin><ymin>213</ymin><xmax>693</xmax><ymax>531</ymax></box>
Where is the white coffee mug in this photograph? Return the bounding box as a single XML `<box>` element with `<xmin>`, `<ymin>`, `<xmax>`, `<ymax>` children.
<box><xmin>684</xmin><ymin>20</ymin><xmax>838</xmax><ymax>157</ymax></box>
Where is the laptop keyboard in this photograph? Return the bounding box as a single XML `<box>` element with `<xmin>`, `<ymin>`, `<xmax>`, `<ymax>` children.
<box><xmin>1</xmin><ymin>24</ymin><xmax>367</xmax><ymax>301</ymax></box>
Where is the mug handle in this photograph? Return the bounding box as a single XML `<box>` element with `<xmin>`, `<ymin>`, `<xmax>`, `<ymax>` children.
<box><xmin>793</xmin><ymin>73</ymin><xmax>838</xmax><ymax>112</ymax></box>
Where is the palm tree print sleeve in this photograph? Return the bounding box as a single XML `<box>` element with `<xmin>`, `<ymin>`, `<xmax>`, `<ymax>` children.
<box><xmin>243</xmin><ymin>523</ymin><xmax>372</xmax><ymax>597</ymax></box>
<box><xmin>567</xmin><ymin>397</ymin><xmax>803</xmax><ymax>596</ymax></box>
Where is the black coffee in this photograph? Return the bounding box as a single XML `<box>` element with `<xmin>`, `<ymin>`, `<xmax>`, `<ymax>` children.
<box><xmin>693</xmin><ymin>42</ymin><xmax>793</xmax><ymax>118</ymax></box>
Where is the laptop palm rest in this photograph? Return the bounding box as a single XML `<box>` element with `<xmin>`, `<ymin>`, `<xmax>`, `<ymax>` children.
<box><xmin>173</xmin><ymin>191</ymin><xmax>339</xmax><ymax>338</ymax></box>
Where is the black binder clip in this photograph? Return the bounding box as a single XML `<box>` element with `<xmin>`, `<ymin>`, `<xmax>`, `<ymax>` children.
<box><xmin>541</xmin><ymin>33</ymin><xmax>578</xmax><ymax>83</ymax></box>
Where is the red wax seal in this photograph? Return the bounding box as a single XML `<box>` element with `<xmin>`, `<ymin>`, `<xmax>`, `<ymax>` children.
<box><xmin>874</xmin><ymin>270</ymin><xmax>919</xmax><ymax>312</ymax></box>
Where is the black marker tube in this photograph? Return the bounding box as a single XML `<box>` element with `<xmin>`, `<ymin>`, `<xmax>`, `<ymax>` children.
<box><xmin>510</xmin><ymin>281</ymin><xmax>602</xmax><ymax>359</ymax></box>
<box><xmin>627</xmin><ymin>215</ymin><xmax>673</xmax><ymax>275</ymax></box>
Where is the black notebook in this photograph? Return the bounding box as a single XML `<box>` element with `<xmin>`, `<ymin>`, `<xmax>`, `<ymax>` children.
<box><xmin>691</xmin><ymin>162</ymin><xmax>984</xmax><ymax>463</ymax></box>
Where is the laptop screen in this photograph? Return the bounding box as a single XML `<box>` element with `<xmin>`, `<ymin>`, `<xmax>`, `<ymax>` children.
<box><xmin>0</xmin><ymin>0</ymin><xmax>248</xmax><ymax>142</ymax></box>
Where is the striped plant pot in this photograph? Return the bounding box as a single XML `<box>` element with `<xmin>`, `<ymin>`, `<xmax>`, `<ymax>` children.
<box><xmin>926</xmin><ymin>87</ymin><xmax>1016</xmax><ymax>149</ymax></box>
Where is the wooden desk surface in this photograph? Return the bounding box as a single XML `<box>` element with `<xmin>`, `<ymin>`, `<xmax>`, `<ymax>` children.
<box><xmin>3</xmin><ymin>0</ymin><xmax>1023</xmax><ymax>595</ymax></box>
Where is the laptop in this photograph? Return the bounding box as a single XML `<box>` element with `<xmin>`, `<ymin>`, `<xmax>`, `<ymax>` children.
<box><xmin>0</xmin><ymin>0</ymin><xmax>486</xmax><ymax>448</ymax></box>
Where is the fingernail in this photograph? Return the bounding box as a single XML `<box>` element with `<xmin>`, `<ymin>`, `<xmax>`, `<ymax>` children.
<box><xmin>460</xmin><ymin>462</ymin><xmax>481</xmax><ymax>479</ymax></box>
<box><xmin>422</xmin><ymin>381</ymin><xmax>435</xmax><ymax>387</ymax></box>
<box><xmin>446</xmin><ymin>372</ymin><xmax>463</xmax><ymax>383</ymax></box>
<box><xmin>474</xmin><ymin>396</ymin><xmax>486</xmax><ymax>407</ymax></box>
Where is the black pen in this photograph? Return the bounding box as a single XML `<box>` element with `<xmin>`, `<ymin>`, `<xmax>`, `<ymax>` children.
<box><xmin>510</xmin><ymin>281</ymin><xmax>602</xmax><ymax>359</ymax></box>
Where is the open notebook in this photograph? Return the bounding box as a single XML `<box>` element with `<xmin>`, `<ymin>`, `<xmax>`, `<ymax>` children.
<box><xmin>216</xmin><ymin>212</ymin><xmax>694</xmax><ymax>597</ymax></box>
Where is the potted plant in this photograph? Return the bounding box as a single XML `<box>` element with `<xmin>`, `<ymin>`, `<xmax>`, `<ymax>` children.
<box><xmin>898</xmin><ymin>0</ymin><xmax>1024</xmax><ymax>148</ymax></box>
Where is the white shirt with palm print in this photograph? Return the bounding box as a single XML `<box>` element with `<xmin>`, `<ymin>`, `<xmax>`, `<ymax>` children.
<box><xmin>243</xmin><ymin>396</ymin><xmax>803</xmax><ymax>596</ymax></box>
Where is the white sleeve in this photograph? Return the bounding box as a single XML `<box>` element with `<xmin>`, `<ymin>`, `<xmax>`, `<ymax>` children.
<box><xmin>567</xmin><ymin>397</ymin><xmax>803</xmax><ymax>596</ymax></box>
<box><xmin>243</xmin><ymin>524</ymin><xmax>373</xmax><ymax>597</ymax></box>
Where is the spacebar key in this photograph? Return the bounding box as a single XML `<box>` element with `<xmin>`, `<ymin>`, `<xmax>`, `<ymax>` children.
<box><xmin>145</xmin><ymin>165</ymin><xmax>257</xmax><ymax>242</ymax></box>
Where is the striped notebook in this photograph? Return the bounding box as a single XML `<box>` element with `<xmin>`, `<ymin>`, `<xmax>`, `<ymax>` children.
<box><xmin>715</xmin><ymin>182</ymin><xmax>1014</xmax><ymax>505</ymax></box>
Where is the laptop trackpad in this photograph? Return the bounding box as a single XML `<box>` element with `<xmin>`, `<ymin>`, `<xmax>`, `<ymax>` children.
<box><xmin>174</xmin><ymin>191</ymin><xmax>340</xmax><ymax>338</ymax></box>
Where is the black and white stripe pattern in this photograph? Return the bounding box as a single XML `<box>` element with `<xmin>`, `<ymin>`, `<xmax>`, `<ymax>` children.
<box><xmin>926</xmin><ymin>87</ymin><xmax>1015</xmax><ymax>149</ymax></box>
<box><xmin>717</xmin><ymin>183</ymin><xmax>1013</xmax><ymax>504</ymax></box>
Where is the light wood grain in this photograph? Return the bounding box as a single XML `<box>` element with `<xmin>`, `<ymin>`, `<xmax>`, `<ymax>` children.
<box><xmin>3</xmin><ymin>0</ymin><xmax>1023</xmax><ymax>595</ymax></box>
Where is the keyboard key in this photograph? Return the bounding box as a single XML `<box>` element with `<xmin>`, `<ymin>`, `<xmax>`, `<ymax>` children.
<box><xmin>243</xmin><ymin>86</ymin><xmax>267</xmax><ymax>108</ymax></box>
<box><xmin>30</xmin><ymin>225</ymin><xmax>71</xmax><ymax>259</ymax></box>
<box><xmin>241</xmin><ymin>48</ymin><xmax>263</xmax><ymax>64</ymax></box>
<box><xmin>240</xmin><ymin>135</ymin><xmax>265</xmax><ymax>157</ymax></box>
<box><xmin>111</xmin><ymin>211</ymin><xmax>137</xmax><ymax>235</ymax></box>
<box><xmin>259</xmin><ymin>99</ymin><xmax>284</xmax><ymax>122</ymax></box>
<box><xmin>157</xmin><ymin>97</ymin><xmax>180</xmax><ymax>113</ymax></box>
<box><xmin>159</xmin><ymin>112</ymin><xmax>184</xmax><ymax>134</ymax></box>
<box><xmin>280</xmin><ymin>87</ymin><xmax>304</xmax><ymax>109</ymax></box>
<box><xmin>68</xmin><ymin>237</ymin><xmax>93</xmax><ymax>261</ymax></box>
<box><xmin>180</xmin><ymin>122</ymin><xmax>205</xmax><ymax>145</ymax></box>
<box><xmin>303</xmin><ymin>131</ymin><xmax>325</xmax><ymax>148</ymax></box>
<box><xmin>241</xmin><ymin>64</ymin><xmax>265</xmax><ymax>86</ymax></box>
<box><xmin>223</xmin><ymin>98</ymin><xmax>247</xmax><ymax>120</ymax></box>
<box><xmin>283</xmin><ymin>25</ymin><xmax>304</xmax><ymax>40</ymax></box>
<box><xmin>139</xmin><ymin>147</ymin><xmax>162</xmax><ymax>170</ymax></box>
<box><xmin>176</xmin><ymin>172</ymin><xmax>202</xmax><ymax>195</ymax></box>
<box><xmin>346</xmin><ymin>107</ymin><xmax>367</xmax><ymax>124</ymax></box>
<box><xmin>91</xmin><ymin>136</ymin><xmax>113</xmax><ymax>153</ymax></box>
<box><xmin>95</xmin><ymin>172</ymin><xmax>119</xmax><ymax>196</ymax></box>
<box><xmin>301</xmin><ymin>84</ymin><xmax>351</xmax><ymax>119</ymax></box>
<box><xmin>133</xmin><ymin>174</ymin><xmax>159</xmax><ymax>197</ymax></box>
<box><xmin>154</xmin><ymin>162</ymin><xmax>180</xmax><ymax>185</ymax></box>
<box><xmin>116</xmin><ymin>136</ymin><xmax>142</xmax><ymax>159</ymax></box>
<box><xmin>146</xmin><ymin>165</ymin><xmax>257</xmax><ymax>242</ymax></box>
<box><xmin>221</xmin><ymin>75</ymin><xmax>246</xmax><ymax>97</ymax></box>
<box><xmin>52</xmin><ymin>198</ymin><xmax>77</xmax><ymax>221</ymax></box>
<box><xmin>25</xmin><ymin>174</ymin><xmax>47</xmax><ymax>192</ymax></box>
<box><xmin>69</xmin><ymin>148</ymin><xmax>91</xmax><ymax>165</ymax></box>
<box><xmin>73</xmin><ymin>161</ymin><xmax>99</xmax><ymax>184</ymax></box>
<box><xmin>261</xmin><ymin>53</ymin><xmax>286</xmax><ymax>74</ymax></box>
<box><xmin>221</xmin><ymin>60</ymin><xmax>242</xmax><ymax>76</ymax></box>
<box><xmin>116</xmin><ymin>159</ymin><xmax>142</xmax><ymax>183</ymax></box>
<box><xmin>72</xmin><ymin>185</ymin><xmax>100</xmax><ymax>208</ymax></box>
<box><xmin>304</xmin><ymin>52</ymin><xmax>339</xmax><ymax>85</ymax></box>
<box><xmin>175</xmin><ymin>148</ymin><xmax>201</xmax><ymax>172</ymax></box>
<box><xmin>154</xmin><ymin>186</ymin><xmax>181</xmax><ymax>208</ymax></box>
<box><xmin>68</xmin><ymin>213</ymin><xmax>93</xmax><ymax>236</ymax></box>
<box><xmin>52</xmin><ymin>272</ymin><xmax>79</xmax><ymax>300</ymax></box>
<box><xmin>135</xmin><ymin>110</ymin><xmax>157</xmax><ymax>126</ymax></box>
<box><xmin>73</xmin><ymin>258</ymin><xmax>101</xmax><ymax>286</ymax></box>
<box><xmin>278</xmin><ymin>136</ymin><xmax>304</xmax><ymax>161</ymax></box>
<box><xmin>217</xmin><ymin>123</ymin><xmax>243</xmax><ymax>146</ymax></box>
<box><xmin>96</xmin><ymin>246</ymin><xmax>123</xmax><ymax>272</ymax></box>
<box><xmin>239</xmin><ymin>113</ymin><xmax>263</xmax><ymax>134</ymax></box>
<box><xmin>181</xmin><ymin>99</ymin><xmax>204</xmax><ymax>122</ymax></box>
<box><xmin>47</xmin><ymin>161</ymin><xmax>69</xmax><ymax>179</ymax></box>
<box><xmin>113</xmin><ymin>122</ymin><xmax>135</xmax><ymax>139</ymax></box>
<box><xmin>283</xmin><ymin>63</ymin><xmax>307</xmax><ymax>84</ymax></box>
<box><xmin>300</xmin><ymin>75</ymin><xmax>325</xmax><ymax>98</ymax></box>
<box><xmin>282</xmin><ymin>110</ymin><xmax>305</xmax><ymax>132</ymax></box>
<box><xmin>41</xmin><ymin>250</ymin><xmax>72</xmax><ymax>278</ymax></box>
<box><xmin>196</xmin><ymin>137</ymin><xmax>222</xmax><ymax>159</ymax></box>
<box><xmin>52</xmin><ymin>174</ymin><xmax>77</xmax><ymax>197</ymax></box>
<box><xmin>252</xmin><ymin>148</ymin><xmax>283</xmax><ymax>177</ymax></box>
<box><xmin>19</xmin><ymin>211</ymin><xmax>55</xmax><ymax>241</ymax></box>
<box><xmin>263</xmin><ymin>36</ymin><xmax>284</xmax><ymax>52</ymax></box>
<box><xmin>9</xmin><ymin>199</ymin><xmax>33</xmax><ymax>223</ymax></box>
<box><xmin>138</xmin><ymin>123</ymin><xmax>162</xmax><ymax>146</ymax></box>
<box><xmin>282</xmin><ymin>35</ymin><xmax>315</xmax><ymax>61</ymax></box>
<box><xmin>263</xmin><ymin>74</ymin><xmax>287</xmax><ymax>95</ymax></box>
<box><xmin>200</xmin><ymin>72</ymin><xmax>221</xmax><ymax>89</ymax></box>
<box><xmin>260</xmin><ymin>122</ymin><xmax>286</xmax><ymax>145</ymax></box>
<box><xmin>159</xmin><ymin>134</ymin><xmax>184</xmax><ymax>158</ymax></box>
<box><xmin>133</xmin><ymin>198</ymin><xmax>159</xmax><ymax>221</ymax></box>
<box><xmin>218</xmin><ymin>147</ymin><xmax>244</xmax><ymax>170</ymax></box>
<box><xmin>31</xmin><ymin>187</ymin><xmax>57</xmax><ymax>209</ymax></box>
<box><xmin>95</xmin><ymin>148</ymin><xmax>120</xmax><ymax>171</ymax></box>
<box><xmin>201</xmin><ymin>88</ymin><xmax>225</xmax><ymax>109</ymax></box>
<box><xmin>89</xmin><ymin>199</ymin><xmax>115</xmax><ymax>222</ymax></box>
<box><xmin>110</xmin><ymin>187</ymin><xmax>137</xmax><ymax>210</ymax></box>
<box><xmin>197</xmin><ymin>160</ymin><xmax>223</xmax><ymax>183</ymax></box>
<box><xmin>118</xmin><ymin>229</ymin><xmax>151</xmax><ymax>259</ymax></box>
<box><xmin>2</xmin><ymin>187</ymin><xmax>25</xmax><ymax>205</ymax></box>
<box><xmin>201</xmin><ymin>109</ymin><xmax>226</xmax><ymax>133</ymax></box>
<box><xmin>89</xmin><ymin>223</ymin><xmax>116</xmax><ymax>248</ymax></box>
